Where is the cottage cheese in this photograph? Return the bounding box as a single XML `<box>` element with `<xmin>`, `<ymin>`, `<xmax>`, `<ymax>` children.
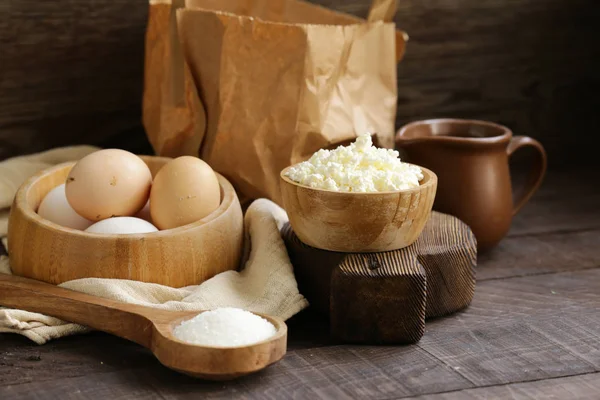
<box><xmin>284</xmin><ymin>134</ymin><xmax>423</xmax><ymax>192</ymax></box>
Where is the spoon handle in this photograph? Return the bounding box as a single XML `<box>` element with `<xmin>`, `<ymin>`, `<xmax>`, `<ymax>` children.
<box><xmin>0</xmin><ymin>273</ymin><xmax>155</xmax><ymax>347</ymax></box>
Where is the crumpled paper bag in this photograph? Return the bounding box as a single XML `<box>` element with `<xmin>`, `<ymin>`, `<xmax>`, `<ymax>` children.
<box><xmin>143</xmin><ymin>0</ymin><xmax>407</xmax><ymax>205</ymax></box>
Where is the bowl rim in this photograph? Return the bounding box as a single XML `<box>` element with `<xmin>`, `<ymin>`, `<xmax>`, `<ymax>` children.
<box><xmin>14</xmin><ymin>157</ymin><xmax>238</xmax><ymax>240</ymax></box>
<box><xmin>279</xmin><ymin>163</ymin><xmax>437</xmax><ymax>195</ymax></box>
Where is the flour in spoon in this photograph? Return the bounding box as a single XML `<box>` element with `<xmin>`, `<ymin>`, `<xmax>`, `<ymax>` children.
<box><xmin>173</xmin><ymin>308</ymin><xmax>277</xmax><ymax>347</ymax></box>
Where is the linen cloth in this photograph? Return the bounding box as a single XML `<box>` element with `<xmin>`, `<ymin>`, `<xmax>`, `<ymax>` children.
<box><xmin>0</xmin><ymin>147</ymin><xmax>308</xmax><ymax>344</ymax></box>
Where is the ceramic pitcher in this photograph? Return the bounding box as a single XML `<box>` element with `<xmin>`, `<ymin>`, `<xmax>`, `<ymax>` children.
<box><xmin>396</xmin><ymin>119</ymin><xmax>547</xmax><ymax>250</ymax></box>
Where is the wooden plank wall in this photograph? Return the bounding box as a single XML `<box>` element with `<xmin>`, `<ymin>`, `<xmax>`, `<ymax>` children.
<box><xmin>0</xmin><ymin>0</ymin><xmax>150</xmax><ymax>159</ymax></box>
<box><xmin>1</xmin><ymin>0</ymin><xmax>599</xmax><ymax>166</ymax></box>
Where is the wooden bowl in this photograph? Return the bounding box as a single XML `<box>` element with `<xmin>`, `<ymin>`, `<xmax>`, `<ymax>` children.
<box><xmin>279</xmin><ymin>164</ymin><xmax>437</xmax><ymax>252</ymax></box>
<box><xmin>8</xmin><ymin>156</ymin><xmax>244</xmax><ymax>287</ymax></box>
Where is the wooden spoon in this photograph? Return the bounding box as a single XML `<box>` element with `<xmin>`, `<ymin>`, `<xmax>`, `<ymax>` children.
<box><xmin>0</xmin><ymin>273</ymin><xmax>287</xmax><ymax>380</ymax></box>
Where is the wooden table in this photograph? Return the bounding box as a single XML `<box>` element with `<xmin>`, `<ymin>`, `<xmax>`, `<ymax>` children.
<box><xmin>1</xmin><ymin>167</ymin><xmax>599</xmax><ymax>399</ymax></box>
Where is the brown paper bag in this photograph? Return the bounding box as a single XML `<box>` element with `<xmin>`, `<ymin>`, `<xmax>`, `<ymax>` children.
<box><xmin>143</xmin><ymin>0</ymin><xmax>407</xmax><ymax>205</ymax></box>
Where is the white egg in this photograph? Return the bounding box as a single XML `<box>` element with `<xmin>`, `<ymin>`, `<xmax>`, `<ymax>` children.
<box><xmin>38</xmin><ymin>184</ymin><xmax>93</xmax><ymax>230</ymax></box>
<box><xmin>85</xmin><ymin>217</ymin><xmax>158</xmax><ymax>234</ymax></box>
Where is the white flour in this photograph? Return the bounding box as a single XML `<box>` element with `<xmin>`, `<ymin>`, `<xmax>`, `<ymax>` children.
<box><xmin>173</xmin><ymin>307</ymin><xmax>277</xmax><ymax>347</ymax></box>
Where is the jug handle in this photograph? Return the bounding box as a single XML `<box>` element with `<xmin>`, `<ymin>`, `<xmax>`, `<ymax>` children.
<box><xmin>507</xmin><ymin>136</ymin><xmax>548</xmax><ymax>215</ymax></box>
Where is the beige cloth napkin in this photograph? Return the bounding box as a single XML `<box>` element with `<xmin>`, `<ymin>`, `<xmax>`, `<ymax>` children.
<box><xmin>0</xmin><ymin>147</ymin><xmax>308</xmax><ymax>344</ymax></box>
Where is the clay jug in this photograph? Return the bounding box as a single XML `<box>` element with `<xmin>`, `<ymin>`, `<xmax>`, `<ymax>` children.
<box><xmin>396</xmin><ymin>119</ymin><xmax>547</xmax><ymax>250</ymax></box>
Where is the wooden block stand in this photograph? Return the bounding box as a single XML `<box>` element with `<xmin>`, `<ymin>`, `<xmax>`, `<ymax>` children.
<box><xmin>283</xmin><ymin>211</ymin><xmax>477</xmax><ymax>344</ymax></box>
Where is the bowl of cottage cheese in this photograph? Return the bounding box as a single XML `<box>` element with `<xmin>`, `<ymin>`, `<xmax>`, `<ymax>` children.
<box><xmin>280</xmin><ymin>134</ymin><xmax>437</xmax><ymax>252</ymax></box>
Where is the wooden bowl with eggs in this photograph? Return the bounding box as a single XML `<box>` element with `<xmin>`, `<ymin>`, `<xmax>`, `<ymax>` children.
<box><xmin>280</xmin><ymin>164</ymin><xmax>438</xmax><ymax>253</ymax></box>
<box><xmin>7</xmin><ymin>156</ymin><xmax>244</xmax><ymax>288</ymax></box>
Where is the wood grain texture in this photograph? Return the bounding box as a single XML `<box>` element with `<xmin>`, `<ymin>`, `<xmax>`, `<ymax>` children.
<box><xmin>0</xmin><ymin>171</ymin><xmax>597</xmax><ymax>397</ymax></box>
<box><xmin>0</xmin><ymin>0</ymin><xmax>152</xmax><ymax>161</ymax></box>
<box><xmin>415</xmin><ymin>373</ymin><xmax>600</xmax><ymax>400</ymax></box>
<box><xmin>507</xmin><ymin>168</ymin><xmax>600</xmax><ymax>236</ymax></box>
<box><xmin>0</xmin><ymin>368</ymin><xmax>163</xmax><ymax>400</ymax></box>
<box><xmin>0</xmin><ymin>333</ymin><xmax>156</xmax><ymax>387</ymax></box>
<box><xmin>0</xmin><ymin>273</ymin><xmax>288</xmax><ymax>381</ymax></box>
<box><xmin>0</xmin><ymin>268</ymin><xmax>598</xmax><ymax>398</ymax></box>
<box><xmin>283</xmin><ymin>211</ymin><xmax>477</xmax><ymax>344</ymax></box>
<box><xmin>331</xmin><ymin>253</ymin><xmax>427</xmax><ymax>344</ymax></box>
<box><xmin>7</xmin><ymin>156</ymin><xmax>244</xmax><ymax>287</ymax></box>
<box><xmin>478</xmin><ymin>228</ymin><xmax>600</xmax><ymax>281</ymax></box>
<box><xmin>280</xmin><ymin>165</ymin><xmax>437</xmax><ymax>252</ymax></box>
<box><xmin>0</xmin><ymin>343</ymin><xmax>470</xmax><ymax>399</ymax></box>
<box><xmin>172</xmin><ymin>269</ymin><xmax>598</xmax><ymax>397</ymax></box>
<box><xmin>418</xmin><ymin>270</ymin><xmax>600</xmax><ymax>387</ymax></box>
<box><xmin>387</xmin><ymin>0</ymin><xmax>599</xmax><ymax>167</ymax></box>
<box><xmin>148</xmin><ymin>345</ymin><xmax>471</xmax><ymax>399</ymax></box>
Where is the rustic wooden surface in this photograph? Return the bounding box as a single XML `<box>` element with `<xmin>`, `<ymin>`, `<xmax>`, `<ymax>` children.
<box><xmin>282</xmin><ymin>211</ymin><xmax>476</xmax><ymax>344</ymax></box>
<box><xmin>0</xmin><ymin>167</ymin><xmax>599</xmax><ymax>398</ymax></box>
<box><xmin>1</xmin><ymin>0</ymin><xmax>599</xmax><ymax>166</ymax></box>
<box><xmin>1</xmin><ymin>0</ymin><xmax>600</xmax><ymax>397</ymax></box>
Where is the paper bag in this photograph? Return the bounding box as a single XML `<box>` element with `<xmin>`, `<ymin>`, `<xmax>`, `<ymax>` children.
<box><xmin>143</xmin><ymin>0</ymin><xmax>407</xmax><ymax>205</ymax></box>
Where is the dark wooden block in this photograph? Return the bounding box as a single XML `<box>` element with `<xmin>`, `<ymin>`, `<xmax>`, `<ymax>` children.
<box><xmin>330</xmin><ymin>253</ymin><xmax>427</xmax><ymax>344</ymax></box>
<box><xmin>283</xmin><ymin>211</ymin><xmax>477</xmax><ymax>344</ymax></box>
<box><xmin>416</xmin><ymin>212</ymin><xmax>477</xmax><ymax>318</ymax></box>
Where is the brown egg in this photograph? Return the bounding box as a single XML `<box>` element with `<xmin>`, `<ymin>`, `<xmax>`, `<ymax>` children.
<box><xmin>65</xmin><ymin>149</ymin><xmax>152</xmax><ymax>221</ymax></box>
<box><xmin>150</xmin><ymin>156</ymin><xmax>220</xmax><ymax>230</ymax></box>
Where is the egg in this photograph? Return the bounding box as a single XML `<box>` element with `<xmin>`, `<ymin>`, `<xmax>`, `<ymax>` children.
<box><xmin>85</xmin><ymin>217</ymin><xmax>158</xmax><ymax>234</ymax></box>
<box><xmin>65</xmin><ymin>149</ymin><xmax>152</xmax><ymax>221</ymax></box>
<box><xmin>150</xmin><ymin>156</ymin><xmax>220</xmax><ymax>230</ymax></box>
<box><xmin>134</xmin><ymin>199</ymin><xmax>152</xmax><ymax>223</ymax></box>
<box><xmin>37</xmin><ymin>184</ymin><xmax>93</xmax><ymax>230</ymax></box>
